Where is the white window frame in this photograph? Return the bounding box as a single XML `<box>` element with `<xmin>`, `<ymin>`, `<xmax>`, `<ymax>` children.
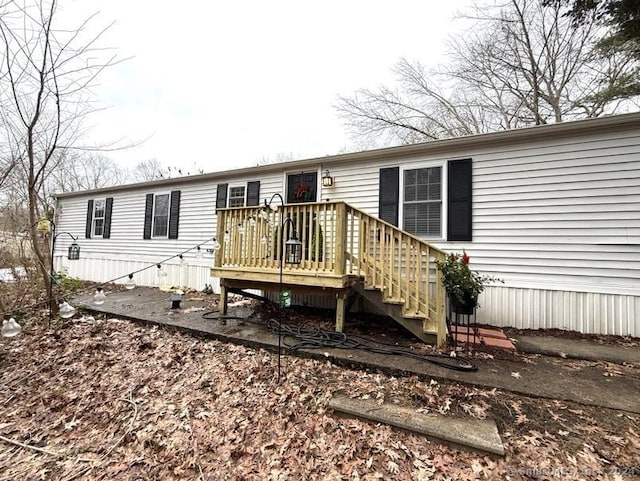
<box><xmin>227</xmin><ymin>184</ymin><xmax>246</xmax><ymax>208</ymax></box>
<box><xmin>152</xmin><ymin>192</ymin><xmax>171</xmax><ymax>238</ymax></box>
<box><xmin>92</xmin><ymin>198</ymin><xmax>106</xmax><ymax>237</ymax></box>
<box><xmin>399</xmin><ymin>161</ymin><xmax>447</xmax><ymax>240</ymax></box>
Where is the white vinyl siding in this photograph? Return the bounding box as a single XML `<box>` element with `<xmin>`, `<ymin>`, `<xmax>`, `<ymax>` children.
<box><xmin>152</xmin><ymin>194</ymin><xmax>170</xmax><ymax>238</ymax></box>
<box><xmin>92</xmin><ymin>199</ymin><xmax>105</xmax><ymax>237</ymax></box>
<box><xmin>228</xmin><ymin>186</ymin><xmax>245</xmax><ymax>207</ymax></box>
<box><xmin>53</xmin><ymin>115</ymin><xmax>640</xmax><ymax>336</ymax></box>
<box><xmin>402</xmin><ymin>166</ymin><xmax>441</xmax><ymax>237</ymax></box>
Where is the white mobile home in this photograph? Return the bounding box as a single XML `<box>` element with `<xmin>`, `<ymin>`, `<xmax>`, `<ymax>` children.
<box><xmin>54</xmin><ymin>112</ymin><xmax>640</xmax><ymax>338</ymax></box>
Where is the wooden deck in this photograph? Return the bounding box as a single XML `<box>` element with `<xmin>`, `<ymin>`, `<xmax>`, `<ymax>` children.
<box><xmin>211</xmin><ymin>201</ymin><xmax>448</xmax><ymax>345</ymax></box>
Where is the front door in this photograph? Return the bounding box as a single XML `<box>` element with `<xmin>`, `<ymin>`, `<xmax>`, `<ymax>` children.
<box><xmin>286</xmin><ymin>172</ymin><xmax>318</xmax><ymax>204</ymax></box>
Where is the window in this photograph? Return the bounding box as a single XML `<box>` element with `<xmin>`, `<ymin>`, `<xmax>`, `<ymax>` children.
<box><xmin>85</xmin><ymin>197</ymin><xmax>113</xmax><ymax>239</ymax></box>
<box><xmin>228</xmin><ymin>186</ymin><xmax>246</xmax><ymax>207</ymax></box>
<box><xmin>92</xmin><ymin>200</ymin><xmax>105</xmax><ymax>236</ymax></box>
<box><xmin>153</xmin><ymin>193</ymin><xmax>170</xmax><ymax>237</ymax></box>
<box><xmin>403</xmin><ymin>166</ymin><xmax>442</xmax><ymax>237</ymax></box>
<box><xmin>286</xmin><ymin>172</ymin><xmax>318</xmax><ymax>203</ymax></box>
<box><xmin>143</xmin><ymin>191</ymin><xmax>181</xmax><ymax>240</ymax></box>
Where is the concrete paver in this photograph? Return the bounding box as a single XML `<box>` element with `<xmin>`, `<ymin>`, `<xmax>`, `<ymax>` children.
<box><xmin>328</xmin><ymin>394</ymin><xmax>505</xmax><ymax>456</ymax></box>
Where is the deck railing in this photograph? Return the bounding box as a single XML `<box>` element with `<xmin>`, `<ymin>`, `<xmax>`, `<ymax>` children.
<box><xmin>215</xmin><ymin>201</ymin><xmax>447</xmax><ymax>341</ymax></box>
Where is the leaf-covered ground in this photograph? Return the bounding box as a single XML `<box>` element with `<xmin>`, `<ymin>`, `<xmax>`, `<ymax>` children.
<box><xmin>1</xmin><ymin>317</ymin><xmax>639</xmax><ymax>480</ymax></box>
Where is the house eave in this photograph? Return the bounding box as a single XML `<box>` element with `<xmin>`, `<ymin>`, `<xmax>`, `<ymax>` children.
<box><xmin>55</xmin><ymin>111</ymin><xmax>640</xmax><ymax>199</ymax></box>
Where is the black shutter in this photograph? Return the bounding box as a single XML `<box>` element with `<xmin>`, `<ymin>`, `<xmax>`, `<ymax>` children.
<box><xmin>447</xmin><ymin>158</ymin><xmax>473</xmax><ymax>241</ymax></box>
<box><xmin>246</xmin><ymin>181</ymin><xmax>260</xmax><ymax>206</ymax></box>
<box><xmin>143</xmin><ymin>193</ymin><xmax>153</xmax><ymax>239</ymax></box>
<box><xmin>168</xmin><ymin>190</ymin><xmax>181</xmax><ymax>239</ymax></box>
<box><xmin>378</xmin><ymin>167</ymin><xmax>399</xmax><ymax>226</ymax></box>
<box><xmin>85</xmin><ymin>200</ymin><xmax>94</xmax><ymax>239</ymax></box>
<box><xmin>216</xmin><ymin>183</ymin><xmax>228</xmax><ymax>210</ymax></box>
<box><xmin>103</xmin><ymin>197</ymin><xmax>113</xmax><ymax>239</ymax></box>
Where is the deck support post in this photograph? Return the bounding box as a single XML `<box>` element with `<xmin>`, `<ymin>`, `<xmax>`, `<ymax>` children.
<box><xmin>335</xmin><ymin>293</ymin><xmax>346</xmax><ymax>332</ymax></box>
<box><xmin>220</xmin><ymin>283</ymin><xmax>228</xmax><ymax>315</ymax></box>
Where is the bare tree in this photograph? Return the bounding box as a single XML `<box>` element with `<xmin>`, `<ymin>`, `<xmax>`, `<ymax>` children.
<box><xmin>337</xmin><ymin>0</ymin><xmax>640</xmax><ymax>146</ymax></box>
<box><xmin>131</xmin><ymin>158</ymin><xmax>204</xmax><ymax>182</ymax></box>
<box><xmin>0</xmin><ymin>0</ymin><xmax>119</xmax><ymax>316</ymax></box>
<box><xmin>48</xmin><ymin>151</ymin><xmax>128</xmax><ymax>193</ymax></box>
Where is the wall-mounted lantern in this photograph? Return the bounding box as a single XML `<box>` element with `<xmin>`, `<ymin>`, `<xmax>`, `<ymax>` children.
<box><xmin>322</xmin><ymin>169</ymin><xmax>334</xmax><ymax>187</ymax></box>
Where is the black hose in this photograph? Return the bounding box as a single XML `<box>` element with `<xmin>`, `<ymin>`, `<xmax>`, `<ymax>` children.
<box><xmin>264</xmin><ymin>319</ymin><xmax>477</xmax><ymax>372</ymax></box>
<box><xmin>201</xmin><ymin>309</ymin><xmax>477</xmax><ymax>372</ymax></box>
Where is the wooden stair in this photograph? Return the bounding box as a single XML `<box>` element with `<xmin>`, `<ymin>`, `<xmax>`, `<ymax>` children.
<box><xmin>344</xmin><ymin>206</ymin><xmax>448</xmax><ymax>346</ymax></box>
<box><xmin>212</xmin><ymin>201</ymin><xmax>448</xmax><ymax>346</ymax></box>
<box><xmin>353</xmin><ymin>281</ymin><xmax>438</xmax><ymax>344</ymax></box>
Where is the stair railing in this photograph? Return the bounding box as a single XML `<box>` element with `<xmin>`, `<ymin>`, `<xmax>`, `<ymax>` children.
<box><xmin>344</xmin><ymin>205</ymin><xmax>448</xmax><ymax>345</ymax></box>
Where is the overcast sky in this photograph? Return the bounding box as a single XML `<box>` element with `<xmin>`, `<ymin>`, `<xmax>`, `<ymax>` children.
<box><xmin>66</xmin><ymin>1</ymin><xmax>469</xmax><ymax>173</ymax></box>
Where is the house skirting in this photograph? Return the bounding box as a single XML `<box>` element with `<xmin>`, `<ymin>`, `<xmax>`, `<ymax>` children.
<box><xmin>270</xmin><ymin>286</ymin><xmax>638</xmax><ymax>338</ymax></box>
<box><xmin>56</xmin><ymin>256</ymin><xmax>638</xmax><ymax>337</ymax></box>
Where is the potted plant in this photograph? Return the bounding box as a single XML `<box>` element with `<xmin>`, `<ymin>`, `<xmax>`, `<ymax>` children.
<box><xmin>437</xmin><ymin>251</ymin><xmax>502</xmax><ymax>314</ymax></box>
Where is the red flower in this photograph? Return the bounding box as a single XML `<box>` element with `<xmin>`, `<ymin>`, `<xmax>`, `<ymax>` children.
<box><xmin>462</xmin><ymin>250</ymin><xmax>470</xmax><ymax>265</ymax></box>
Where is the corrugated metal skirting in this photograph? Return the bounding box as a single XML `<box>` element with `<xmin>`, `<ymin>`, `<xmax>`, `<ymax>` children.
<box><xmin>55</xmin><ymin>256</ymin><xmax>638</xmax><ymax>337</ymax></box>
<box><xmin>478</xmin><ymin>286</ymin><xmax>639</xmax><ymax>337</ymax></box>
<box><xmin>54</xmin><ymin>256</ymin><xmax>220</xmax><ymax>293</ymax></box>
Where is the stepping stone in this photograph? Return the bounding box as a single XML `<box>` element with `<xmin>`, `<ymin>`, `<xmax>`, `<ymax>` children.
<box><xmin>477</xmin><ymin>327</ymin><xmax>509</xmax><ymax>340</ymax></box>
<box><xmin>328</xmin><ymin>393</ymin><xmax>505</xmax><ymax>456</ymax></box>
<box><xmin>482</xmin><ymin>336</ymin><xmax>517</xmax><ymax>351</ymax></box>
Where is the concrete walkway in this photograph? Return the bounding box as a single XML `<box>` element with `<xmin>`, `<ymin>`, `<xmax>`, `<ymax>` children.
<box><xmin>74</xmin><ymin>288</ymin><xmax>640</xmax><ymax>414</ymax></box>
<box><xmin>511</xmin><ymin>334</ymin><xmax>640</xmax><ymax>365</ymax></box>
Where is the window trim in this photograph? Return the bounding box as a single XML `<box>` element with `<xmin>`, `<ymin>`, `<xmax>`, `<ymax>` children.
<box><xmin>151</xmin><ymin>192</ymin><xmax>171</xmax><ymax>238</ymax></box>
<box><xmin>399</xmin><ymin>161</ymin><xmax>447</xmax><ymax>240</ymax></box>
<box><xmin>92</xmin><ymin>198</ymin><xmax>106</xmax><ymax>237</ymax></box>
<box><xmin>284</xmin><ymin>169</ymin><xmax>320</xmax><ymax>204</ymax></box>
<box><xmin>227</xmin><ymin>184</ymin><xmax>246</xmax><ymax>208</ymax></box>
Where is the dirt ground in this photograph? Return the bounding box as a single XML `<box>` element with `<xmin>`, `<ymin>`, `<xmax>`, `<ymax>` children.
<box><xmin>1</xmin><ymin>304</ymin><xmax>639</xmax><ymax>480</ymax></box>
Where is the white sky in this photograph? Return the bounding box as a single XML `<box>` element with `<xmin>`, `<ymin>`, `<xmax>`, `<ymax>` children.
<box><xmin>65</xmin><ymin>0</ymin><xmax>470</xmax><ymax>173</ymax></box>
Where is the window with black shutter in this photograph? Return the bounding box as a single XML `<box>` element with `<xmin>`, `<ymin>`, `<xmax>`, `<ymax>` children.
<box><xmin>85</xmin><ymin>197</ymin><xmax>113</xmax><ymax>239</ymax></box>
<box><xmin>143</xmin><ymin>191</ymin><xmax>180</xmax><ymax>239</ymax></box>
<box><xmin>403</xmin><ymin>166</ymin><xmax>442</xmax><ymax>237</ymax></box>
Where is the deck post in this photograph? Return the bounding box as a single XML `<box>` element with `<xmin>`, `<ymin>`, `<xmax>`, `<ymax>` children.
<box><xmin>220</xmin><ymin>283</ymin><xmax>228</xmax><ymax>314</ymax></box>
<box><xmin>335</xmin><ymin>202</ymin><xmax>347</xmax><ymax>276</ymax></box>
<box><xmin>215</xmin><ymin>210</ymin><xmax>226</xmax><ymax>268</ymax></box>
<box><xmin>335</xmin><ymin>293</ymin><xmax>346</xmax><ymax>332</ymax></box>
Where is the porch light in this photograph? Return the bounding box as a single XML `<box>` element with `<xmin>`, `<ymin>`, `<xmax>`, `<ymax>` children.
<box><xmin>67</xmin><ymin>242</ymin><xmax>80</xmax><ymax>260</ymax></box>
<box><xmin>322</xmin><ymin>169</ymin><xmax>334</xmax><ymax>187</ymax></box>
<box><xmin>237</xmin><ymin>223</ymin><xmax>245</xmax><ymax>235</ymax></box>
<box><xmin>93</xmin><ymin>287</ymin><xmax>106</xmax><ymax>305</ymax></box>
<box><xmin>284</xmin><ymin>235</ymin><xmax>302</xmax><ymax>264</ymax></box>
